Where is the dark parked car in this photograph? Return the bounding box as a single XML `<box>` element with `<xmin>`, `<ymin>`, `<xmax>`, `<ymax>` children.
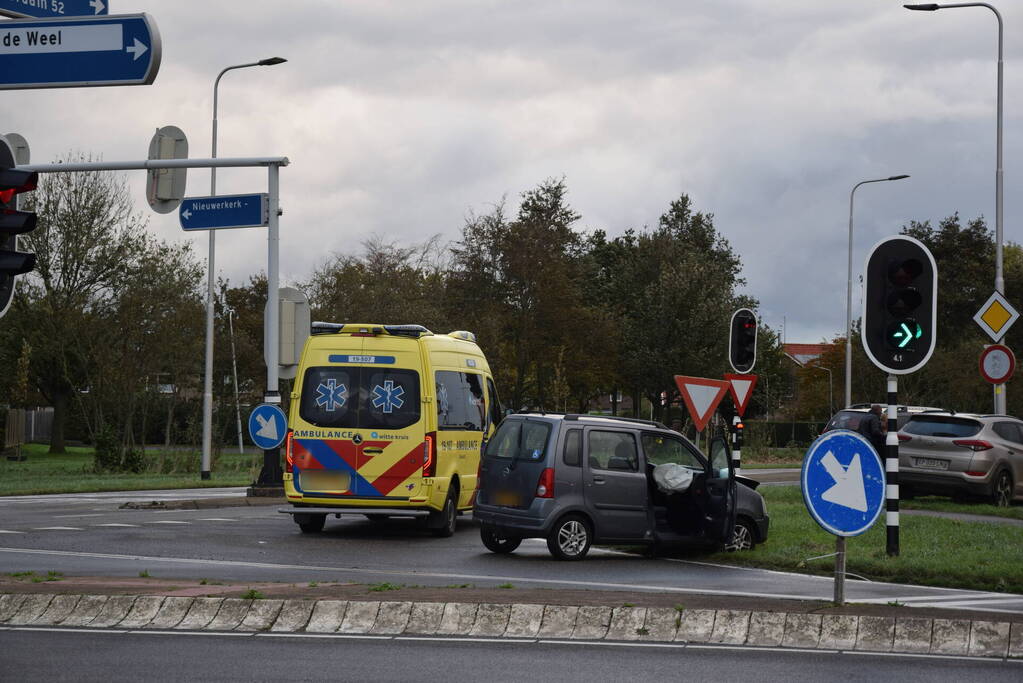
<box><xmin>898</xmin><ymin>412</ymin><xmax>1023</xmax><ymax>507</ymax></box>
<box><xmin>823</xmin><ymin>404</ymin><xmax>942</xmax><ymax>435</ymax></box>
<box><xmin>473</xmin><ymin>413</ymin><xmax>769</xmax><ymax>560</ymax></box>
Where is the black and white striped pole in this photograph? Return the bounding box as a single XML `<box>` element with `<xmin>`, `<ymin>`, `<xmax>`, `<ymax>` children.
<box><xmin>862</xmin><ymin>235</ymin><xmax>937</xmax><ymax>558</ymax></box>
<box><xmin>885</xmin><ymin>376</ymin><xmax>899</xmax><ymax>556</ymax></box>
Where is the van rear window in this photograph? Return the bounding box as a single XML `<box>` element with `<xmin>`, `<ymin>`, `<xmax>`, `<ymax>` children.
<box><xmin>485</xmin><ymin>420</ymin><xmax>551</xmax><ymax>461</ymax></box>
<box><xmin>299</xmin><ymin>366</ymin><xmax>420</xmax><ymax>430</ymax></box>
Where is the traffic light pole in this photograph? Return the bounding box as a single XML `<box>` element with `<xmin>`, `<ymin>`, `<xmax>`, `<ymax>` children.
<box><xmin>19</xmin><ymin>156</ymin><xmax>289</xmax><ymax>483</ymax></box>
<box><xmin>885</xmin><ymin>375</ymin><xmax>899</xmax><ymax>557</ymax></box>
<box><xmin>731</xmin><ymin>415</ymin><xmax>742</xmax><ymax>475</ymax></box>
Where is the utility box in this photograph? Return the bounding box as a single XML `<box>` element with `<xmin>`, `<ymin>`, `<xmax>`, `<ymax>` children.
<box><xmin>264</xmin><ymin>287</ymin><xmax>310</xmax><ymax>379</ymax></box>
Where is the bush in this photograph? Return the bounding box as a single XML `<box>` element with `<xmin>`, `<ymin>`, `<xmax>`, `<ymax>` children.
<box><xmin>92</xmin><ymin>425</ymin><xmax>144</xmax><ymax>474</ymax></box>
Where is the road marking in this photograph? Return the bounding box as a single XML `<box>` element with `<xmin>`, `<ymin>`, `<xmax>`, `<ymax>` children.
<box><xmin>0</xmin><ymin>530</ymin><xmax>24</xmax><ymax>534</ymax></box>
<box><xmin>147</xmin><ymin>521</ymin><xmax>191</xmax><ymax>525</ymax></box>
<box><xmin>33</xmin><ymin>526</ymin><xmax>83</xmax><ymax>531</ymax></box>
<box><xmin>196</xmin><ymin>518</ymin><xmax>237</xmax><ymax>522</ymax></box>
<box><xmin>92</xmin><ymin>523</ymin><xmax>139</xmax><ymax>528</ymax></box>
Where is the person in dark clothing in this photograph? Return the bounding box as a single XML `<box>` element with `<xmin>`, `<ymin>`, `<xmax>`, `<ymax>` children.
<box><xmin>858</xmin><ymin>404</ymin><xmax>887</xmax><ymax>454</ymax></box>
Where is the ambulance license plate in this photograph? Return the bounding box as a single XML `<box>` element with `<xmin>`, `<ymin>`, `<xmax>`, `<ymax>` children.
<box><xmin>300</xmin><ymin>471</ymin><xmax>350</xmax><ymax>492</ymax></box>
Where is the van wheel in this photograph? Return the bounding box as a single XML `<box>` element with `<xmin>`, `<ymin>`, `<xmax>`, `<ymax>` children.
<box><xmin>430</xmin><ymin>490</ymin><xmax>458</xmax><ymax>537</ymax></box>
<box><xmin>480</xmin><ymin>526</ymin><xmax>521</xmax><ymax>554</ymax></box>
<box><xmin>547</xmin><ymin>514</ymin><xmax>591</xmax><ymax>560</ymax></box>
<box><xmin>724</xmin><ymin>518</ymin><xmax>755</xmax><ymax>552</ymax></box>
<box><xmin>295</xmin><ymin>514</ymin><xmax>325</xmax><ymax>534</ymax></box>
<box><xmin>991</xmin><ymin>470</ymin><xmax>1013</xmax><ymax>507</ymax></box>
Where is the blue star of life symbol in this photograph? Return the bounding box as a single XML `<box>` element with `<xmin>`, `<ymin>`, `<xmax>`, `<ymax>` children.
<box><xmin>315</xmin><ymin>379</ymin><xmax>347</xmax><ymax>412</ymax></box>
<box><xmin>372</xmin><ymin>380</ymin><xmax>405</xmax><ymax>414</ymax></box>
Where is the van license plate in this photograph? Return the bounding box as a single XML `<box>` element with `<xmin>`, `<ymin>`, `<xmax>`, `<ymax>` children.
<box><xmin>914</xmin><ymin>457</ymin><xmax>948</xmax><ymax>470</ymax></box>
<box><xmin>494</xmin><ymin>490</ymin><xmax>521</xmax><ymax>506</ymax></box>
<box><xmin>300</xmin><ymin>471</ymin><xmax>351</xmax><ymax>492</ymax></box>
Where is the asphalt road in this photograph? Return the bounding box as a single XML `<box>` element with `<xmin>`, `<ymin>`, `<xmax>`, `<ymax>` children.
<box><xmin>2</xmin><ymin>628</ymin><xmax>1020</xmax><ymax>682</ymax></box>
<box><xmin>0</xmin><ymin>487</ymin><xmax>1021</xmax><ymax>615</ymax></box>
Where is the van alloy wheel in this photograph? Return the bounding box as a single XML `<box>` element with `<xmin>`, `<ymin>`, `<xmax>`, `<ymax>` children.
<box><xmin>725</xmin><ymin>519</ymin><xmax>755</xmax><ymax>551</ymax></box>
<box><xmin>992</xmin><ymin>470</ymin><xmax>1013</xmax><ymax>508</ymax></box>
<box><xmin>547</xmin><ymin>515</ymin><xmax>591</xmax><ymax>560</ymax></box>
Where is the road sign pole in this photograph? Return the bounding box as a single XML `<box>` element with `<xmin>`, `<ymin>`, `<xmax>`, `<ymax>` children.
<box><xmin>254</xmin><ymin>162</ymin><xmax>283</xmax><ymax>489</ymax></box>
<box><xmin>886</xmin><ymin>375</ymin><xmax>899</xmax><ymax>557</ymax></box>
<box><xmin>835</xmin><ymin>536</ymin><xmax>846</xmax><ymax>604</ymax></box>
<box><xmin>731</xmin><ymin>415</ymin><xmax>742</xmax><ymax>475</ymax></box>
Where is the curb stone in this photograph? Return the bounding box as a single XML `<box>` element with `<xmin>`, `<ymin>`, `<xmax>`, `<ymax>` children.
<box><xmin>2</xmin><ymin>593</ymin><xmax>1018</xmax><ymax>659</ymax></box>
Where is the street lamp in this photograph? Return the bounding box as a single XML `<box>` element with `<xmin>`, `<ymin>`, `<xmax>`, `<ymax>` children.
<box><xmin>905</xmin><ymin>2</ymin><xmax>1005</xmax><ymax>413</ymax></box>
<box><xmin>227</xmin><ymin>308</ymin><xmax>244</xmax><ymax>455</ymax></box>
<box><xmin>201</xmin><ymin>56</ymin><xmax>287</xmax><ymax>480</ymax></box>
<box><xmin>846</xmin><ymin>175</ymin><xmax>910</xmax><ymax>409</ymax></box>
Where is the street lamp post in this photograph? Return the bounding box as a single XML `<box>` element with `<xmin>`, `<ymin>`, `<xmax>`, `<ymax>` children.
<box><xmin>227</xmin><ymin>308</ymin><xmax>244</xmax><ymax>455</ymax></box>
<box><xmin>905</xmin><ymin>2</ymin><xmax>1005</xmax><ymax>413</ymax></box>
<box><xmin>201</xmin><ymin>57</ymin><xmax>287</xmax><ymax>480</ymax></box>
<box><xmin>814</xmin><ymin>364</ymin><xmax>834</xmax><ymax>417</ymax></box>
<box><xmin>846</xmin><ymin>175</ymin><xmax>910</xmax><ymax>409</ymax></box>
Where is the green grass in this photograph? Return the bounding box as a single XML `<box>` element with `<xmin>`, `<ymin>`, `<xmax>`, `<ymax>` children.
<box><xmin>699</xmin><ymin>485</ymin><xmax>1023</xmax><ymax>594</ymax></box>
<box><xmin>740</xmin><ymin>447</ymin><xmax>803</xmax><ymax>469</ymax></box>
<box><xmin>0</xmin><ymin>443</ymin><xmax>258</xmax><ymax>496</ymax></box>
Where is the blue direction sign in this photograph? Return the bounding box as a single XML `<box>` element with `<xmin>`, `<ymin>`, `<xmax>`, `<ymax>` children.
<box><xmin>0</xmin><ymin>0</ymin><xmax>109</xmax><ymax>19</ymax></box>
<box><xmin>0</xmin><ymin>13</ymin><xmax>160</xmax><ymax>90</ymax></box>
<box><xmin>248</xmin><ymin>404</ymin><xmax>287</xmax><ymax>451</ymax></box>
<box><xmin>179</xmin><ymin>193</ymin><xmax>269</xmax><ymax>231</ymax></box>
<box><xmin>801</xmin><ymin>430</ymin><xmax>886</xmax><ymax>537</ymax></box>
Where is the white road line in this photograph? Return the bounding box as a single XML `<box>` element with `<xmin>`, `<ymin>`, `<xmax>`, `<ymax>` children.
<box><xmin>0</xmin><ymin>530</ymin><xmax>24</xmax><ymax>534</ymax></box>
<box><xmin>147</xmin><ymin>521</ymin><xmax>191</xmax><ymax>525</ymax></box>
<box><xmin>875</xmin><ymin>593</ymin><xmax>1014</xmax><ymax>604</ymax></box>
<box><xmin>92</xmin><ymin>523</ymin><xmax>140</xmax><ymax>528</ymax></box>
<box><xmin>906</xmin><ymin>598</ymin><xmax>1023</xmax><ymax>609</ymax></box>
<box><xmin>33</xmin><ymin>526</ymin><xmax>83</xmax><ymax>531</ymax></box>
<box><xmin>195</xmin><ymin>518</ymin><xmax>237</xmax><ymax>522</ymax></box>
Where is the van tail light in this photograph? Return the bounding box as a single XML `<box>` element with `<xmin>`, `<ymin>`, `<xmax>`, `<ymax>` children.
<box><xmin>284</xmin><ymin>429</ymin><xmax>294</xmax><ymax>473</ymax></box>
<box><xmin>953</xmin><ymin>439</ymin><xmax>993</xmax><ymax>452</ymax></box>
<box><xmin>423</xmin><ymin>432</ymin><xmax>437</xmax><ymax>477</ymax></box>
<box><xmin>897</xmin><ymin>433</ymin><xmax>912</xmax><ymax>442</ymax></box>
<box><xmin>535</xmin><ymin>468</ymin><xmax>555</xmax><ymax>499</ymax></box>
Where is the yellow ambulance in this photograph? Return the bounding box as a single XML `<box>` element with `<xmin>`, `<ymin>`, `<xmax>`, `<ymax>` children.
<box><xmin>279</xmin><ymin>323</ymin><xmax>502</xmax><ymax>536</ymax></box>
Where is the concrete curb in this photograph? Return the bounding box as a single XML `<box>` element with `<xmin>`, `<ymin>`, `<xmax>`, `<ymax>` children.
<box><xmin>1</xmin><ymin>593</ymin><xmax>1020</xmax><ymax>659</ymax></box>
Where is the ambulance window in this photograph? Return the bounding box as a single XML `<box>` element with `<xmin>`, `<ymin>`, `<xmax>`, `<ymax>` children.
<box><xmin>436</xmin><ymin>371</ymin><xmax>484</xmax><ymax>431</ymax></box>
<box><xmin>362</xmin><ymin>369</ymin><xmax>421</xmax><ymax>430</ymax></box>
<box><xmin>487</xmin><ymin>378</ymin><xmax>503</xmax><ymax>429</ymax></box>
<box><xmin>299</xmin><ymin>367</ymin><xmax>356</xmax><ymax>428</ymax></box>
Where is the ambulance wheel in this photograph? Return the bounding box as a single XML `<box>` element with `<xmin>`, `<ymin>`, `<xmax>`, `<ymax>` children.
<box><xmin>480</xmin><ymin>526</ymin><xmax>521</xmax><ymax>554</ymax></box>
<box><xmin>430</xmin><ymin>490</ymin><xmax>458</xmax><ymax>537</ymax></box>
<box><xmin>295</xmin><ymin>513</ymin><xmax>325</xmax><ymax>534</ymax></box>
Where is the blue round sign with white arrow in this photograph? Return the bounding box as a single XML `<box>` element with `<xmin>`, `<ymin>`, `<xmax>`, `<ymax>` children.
<box><xmin>801</xmin><ymin>430</ymin><xmax>886</xmax><ymax>537</ymax></box>
<box><xmin>248</xmin><ymin>403</ymin><xmax>287</xmax><ymax>451</ymax></box>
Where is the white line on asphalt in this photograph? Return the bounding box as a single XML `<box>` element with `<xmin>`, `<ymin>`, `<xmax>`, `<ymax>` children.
<box><xmin>92</xmin><ymin>524</ymin><xmax>139</xmax><ymax>528</ymax></box>
<box><xmin>195</xmin><ymin>518</ymin><xmax>238</xmax><ymax>522</ymax></box>
<box><xmin>258</xmin><ymin>632</ymin><xmax>392</xmax><ymax>640</ymax></box>
<box><xmin>542</xmin><ymin>639</ymin><xmax>686</xmax><ymax>649</ymax></box>
<box><xmin>846</xmin><ymin>650</ymin><xmax>1019</xmax><ymax>664</ymax></box>
<box><xmin>147</xmin><ymin>521</ymin><xmax>191</xmax><ymax>525</ymax></box>
<box><xmin>0</xmin><ymin>530</ymin><xmax>24</xmax><ymax>534</ymax></box>
<box><xmin>33</xmin><ymin>527</ymin><xmax>83</xmax><ymax>531</ymax></box>
<box><xmin>130</xmin><ymin>630</ymin><xmax>252</xmax><ymax>637</ymax></box>
<box><xmin>397</xmin><ymin>636</ymin><xmax>535</xmax><ymax>644</ymax></box>
<box><xmin>903</xmin><ymin>598</ymin><xmax>1023</xmax><ymax>609</ymax></box>
<box><xmin>874</xmin><ymin>593</ymin><xmax>1013</xmax><ymax>603</ymax></box>
<box><xmin>9</xmin><ymin>627</ymin><xmax>126</xmax><ymax>634</ymax></box>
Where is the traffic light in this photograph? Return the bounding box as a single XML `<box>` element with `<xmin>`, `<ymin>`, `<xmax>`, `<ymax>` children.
<box><xmin>862</xmin><ymin>235</ymin><xmax>937</xmax><ymax>374</ymax></box>
<box><xmin>728</xmin><ymin>308</ymin><xmax>758</xmax><ymax>373</ymax></box>
<box><xmin>0</xmin><ymin>137</ymin><xmax>37</xmax><ymax>319</ymax></box>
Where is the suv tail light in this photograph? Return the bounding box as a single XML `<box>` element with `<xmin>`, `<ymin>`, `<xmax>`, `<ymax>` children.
<box><xmin>897</xmin><ymin>433</ymin><xmax>912</xmax><ymax>442</ymax></box>
<box><xmin>953</xmin><ymin>439</ymin><xmax>993</xmax><ymax>452</ymax></box>
<box><xmin>423</xmin><ymin>432</ymin><xmax>437</xmax><ymax>477</ymax></box>
<box><xmin>284</xmin><ymin>429</ymin><xmax>294</xmax><ymax>473</ymax></box>
<box><xmin>535</xmin><ymin>468</ymin><xmax>555</xmax><ymax>499</ymax></box>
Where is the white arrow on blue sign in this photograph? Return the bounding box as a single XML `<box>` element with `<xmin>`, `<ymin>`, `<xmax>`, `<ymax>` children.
<box><xmin>248</xmin><ymin>404</ymin><xmax>287</xmax><ymax>451</ymax></box>
<box><xmin>801</xmin><ymin>430</ymin><xmax>886</xmax><ymax>537</ymax></box>
<box><xmin>0</xmin><ymin>13</ymin><xmax>160</xmax><ymax>90</ymax></box>
<box><xmin>0</xmin><ymin>0</ymin><xmax>109</xmax><ymax>19</ymax></box>
<box><xmin>179</xmin><ymin>193</ymin><xmax>269</xmax><ymax>231</ymax></box>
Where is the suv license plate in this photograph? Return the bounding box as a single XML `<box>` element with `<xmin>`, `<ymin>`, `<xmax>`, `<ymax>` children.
<box><xmin>914</xmin><ymin>457</ymin><xmax>948</xmax><ymax>470</ymax></box>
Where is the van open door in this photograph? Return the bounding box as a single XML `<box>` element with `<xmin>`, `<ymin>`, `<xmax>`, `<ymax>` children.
<box><xmin>705</xmin><ymin>434</ymin><xmax>737</xmax><ymax>543</ymax></box>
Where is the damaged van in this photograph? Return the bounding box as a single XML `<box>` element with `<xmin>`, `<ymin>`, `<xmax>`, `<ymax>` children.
<box><xmin>473</xmin><ymin>413</ymin><xmax>769</xmax><ymax>559</ymax></box>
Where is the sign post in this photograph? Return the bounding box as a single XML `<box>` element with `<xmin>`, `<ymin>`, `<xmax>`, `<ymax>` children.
<box><xmin>802</xmin><ymin>430</ymin><xmax>886</xmax><ymax>604</ymax></box>
<box><xmin>0</xmin><ymin>13</ymin><xmax>160</xmax><ymax>90</ymax></box>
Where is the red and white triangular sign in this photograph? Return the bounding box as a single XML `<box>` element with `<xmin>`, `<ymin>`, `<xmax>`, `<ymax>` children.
<box><xmin>724</xmin><ymin>373</ymin><xmax>758</xmax><ymax>417</ymax></box>
<box><xmin>674</xmin><ymin>375</ymin><xmax>729</xmax><ymax>432</ymax></box>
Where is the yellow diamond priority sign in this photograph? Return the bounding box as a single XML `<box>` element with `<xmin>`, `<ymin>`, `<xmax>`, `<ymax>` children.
<box><xmin>974</xmin><ymin>291</ymin><xmax>1020</xmax><ymax>342</ymax></box>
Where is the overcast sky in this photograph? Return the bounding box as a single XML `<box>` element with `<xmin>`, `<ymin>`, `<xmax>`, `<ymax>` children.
<box><xmin>3</xmin><ymin>0</ymin><xmax>1021</xmax><ymax>344</ymax></box>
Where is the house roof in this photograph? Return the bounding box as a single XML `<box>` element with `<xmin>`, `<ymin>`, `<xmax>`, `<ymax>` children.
<box><xmin>783</xmin><ymin>343</ymin><xmax>834</xmax><ymax>367</ymax></box>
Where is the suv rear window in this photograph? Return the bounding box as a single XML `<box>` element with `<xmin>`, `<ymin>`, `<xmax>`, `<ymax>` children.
<box><xmin>299</xmin><ymin>366</ymin><xmax>421</xmax><ymax>430</ymax></box>
<box><xmin>902</xmin><ymin>416</ymin><xmax>982</xmax><ymax>438</ymax></box>
<box><xmin>485</xmin><ymin>419</ymin><xmax>551</xmax><ymax>461</ymax></box>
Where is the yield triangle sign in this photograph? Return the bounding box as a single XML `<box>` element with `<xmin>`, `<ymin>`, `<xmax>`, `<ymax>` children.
<box><xmin>724</xmin><ymin>373</ymin><xmax>758</xmax><ymax>417</ymax></box>
<box><xmin>674</xmin><ymin>375</ymin><xmax>729</xmax><ymax>432</ymax></box>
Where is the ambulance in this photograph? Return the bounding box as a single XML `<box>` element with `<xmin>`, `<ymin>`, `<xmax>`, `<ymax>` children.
<box><xmin>279</xmin><ymin>323</ymin><xmax>502</xmax><ymax>536</ymax></box>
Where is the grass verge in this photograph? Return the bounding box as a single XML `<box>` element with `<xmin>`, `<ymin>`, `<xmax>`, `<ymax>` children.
<box><xmin>696</xmin><ymin>485</ymin><xmax>1023</xmax><ymax>594</ymax></box>
<box><xmin>0</xmin><ymin>443</ymin><xmax>255</xmax><ymax>496</ymax></box>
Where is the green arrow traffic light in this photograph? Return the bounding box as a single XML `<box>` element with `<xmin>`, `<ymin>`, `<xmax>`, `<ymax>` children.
<box><xmin>889</xmin><ymin>321</ymin><xmax>922</xmax><ymax>349</ymax></box>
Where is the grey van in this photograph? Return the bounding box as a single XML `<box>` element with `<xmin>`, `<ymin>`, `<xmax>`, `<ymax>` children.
<box><xmin>473</xmin><ymin>413</ymin><xmax>768</xmax><ymax>560</ymax></box>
